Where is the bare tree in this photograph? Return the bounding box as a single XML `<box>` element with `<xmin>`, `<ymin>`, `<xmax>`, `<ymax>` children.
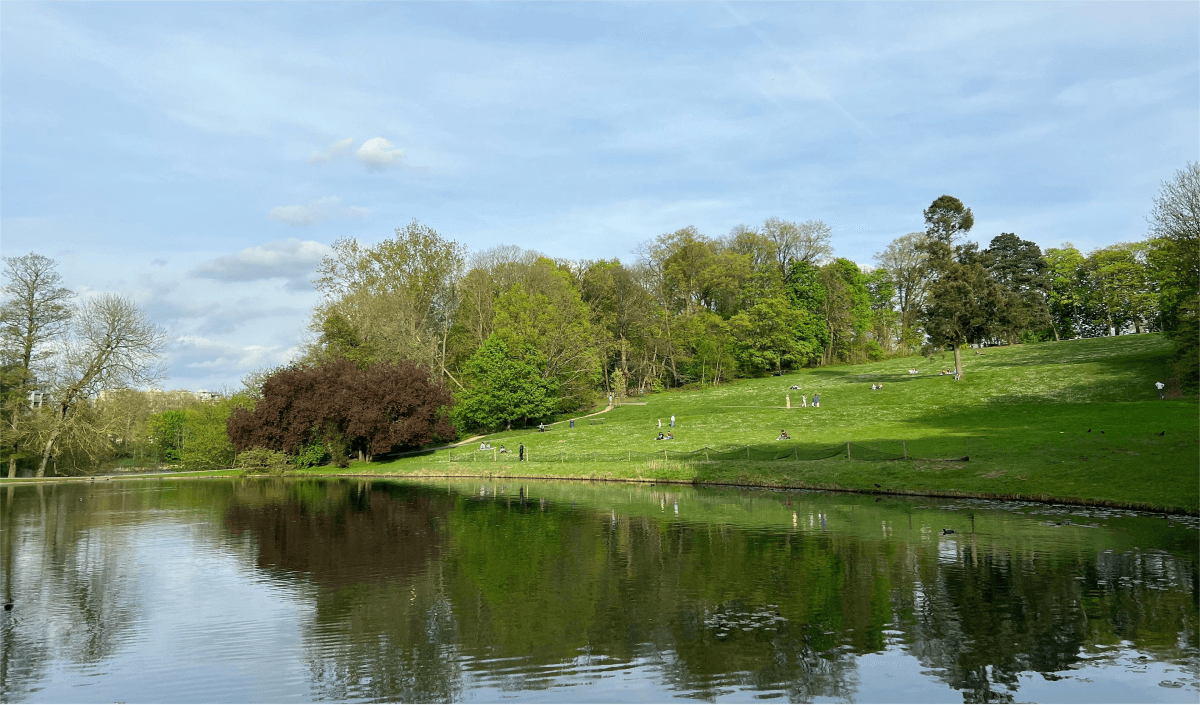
<box><xmin>875</xmin><ymin>233</ymin><xmax>932</xmax><ymax>349</ymax></box>
<box><xmin>1</xmin><ymin>253</ymin><xmax>74</xmax><ymax>477</ymax></box>
<box><xmin>762</xmin><ymin>218</ymin><xmax>834</xmax><ymax>276</ymax></box>
<box><xmin>0</xmin><ymin>253</ymin><xmax>75</xmax><ymax>373</ymax></box>
<box><xmin>35</xmin><ymin>294</ymin><xmax>166</xmax><ymax>477</ymax></box>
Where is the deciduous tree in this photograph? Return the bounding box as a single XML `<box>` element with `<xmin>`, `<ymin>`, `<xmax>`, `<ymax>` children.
<box><xmin>35</xmin><ymin>294</ymin><xmax>166</xmax><ymax>477</ymax></box>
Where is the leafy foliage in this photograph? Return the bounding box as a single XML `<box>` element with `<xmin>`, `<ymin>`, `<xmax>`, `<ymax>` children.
<box><xmin>454</xmin><ymin>335</ymin><xmax>558</xmax><ymax>432</ymax></box>
<box><xmin>227</xmin><ymin>358</ymin><xmax>454</xmax><ymax>460</ymax></box>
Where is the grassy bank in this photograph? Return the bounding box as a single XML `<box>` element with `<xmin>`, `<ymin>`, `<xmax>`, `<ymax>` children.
<box><xmin>303</xmin><ymin>334</ymin><xmax>1198</xmax><ymax>513</ymax></box>
<box><xmin>7</xmin><ymin>335</ymin><xmax>1195</xmax><ymax>513</ymax></box>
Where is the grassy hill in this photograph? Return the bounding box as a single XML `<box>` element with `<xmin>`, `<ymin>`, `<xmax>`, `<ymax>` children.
<box><xmin>314</xmin><ymin>334</ymin><xmax>1199</xmax><ymax>513</ymax></box>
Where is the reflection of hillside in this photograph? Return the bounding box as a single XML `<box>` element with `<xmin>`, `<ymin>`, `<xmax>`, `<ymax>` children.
<box><xmin>223</xmin><ymin>480</ymin><xmax>449</xmax><ymax>587</ymax></box>
<box><xmin>236</xmin><ymin>478</ymin><xmax>1197</xmax><ymax>702</ymax></box>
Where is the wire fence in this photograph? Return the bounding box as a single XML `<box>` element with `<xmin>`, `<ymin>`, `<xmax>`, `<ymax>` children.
<box><xmin>443</xmin><ymin>440</ymin><xmax>972</xmax><ymax>464</ymax></box>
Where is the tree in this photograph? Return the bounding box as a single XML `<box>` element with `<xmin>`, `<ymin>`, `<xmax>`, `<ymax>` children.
<box><xmin>579</xmin><ymin>260</ymin><xmax>652</xmax><ymax>398</ymax></box>
<box><xmin>762</xmin><ymin>218</ymin><xmax>833</xmax><ymax>278</ymax></box>
<box><xmin>1146</xmin><ymin>162</ymin><xmax>1199</xmax><ymax>387</ymax></box>
<box><xmin>874</xmin><ymin>233</ymin><xmax>931</xmax><ymax>351</ymax></box>
<box><xmin>923</xmin><ymin>195</ymin><xmax>975</xmax><ymax>253</ymax></box>
<box><xmin>784</xmin><ymin>260</ymin><xmax>832</xmax><ymax>357</ymax></box>
<box><xmin>453</xmin><ymin>335</ymin><xmax>558</xmax><ymax>432</ymax></box>
<box><xmin>147</xmin><ymin>409</ymin><xmax>188</xmax><ymax>462</ymax></box>
<box><xmin>984</xmin><ymin>233</ymin><xmax>1051</xmax><ymax>343</ymax></box>
<box><xmin>729</xmin><ymin>297</ymin><xmax>818</xmax><ymax>375</ymax></box>
<box><xmin>227</xmin><ymin>358</ymin><xmax>454</xmax><ymax>461</ymax></box>
<box><xmin>1044</xmin><ymin>244</ymin><xmax>1088</xmax><ymax>340</ymax></box>
<box><xmin>491</xmin><ymin>259</ymin><xmax>600</xmax><ymax>412</ymax></box>
<box><xmin>34</xmin><ymin>294</ymin><xmax>166</xmax><ymax>477</ymax></box>
<box><xmin>819</xmin><ymin>259</ymin><xmax>872</xmax><ymax>364</ymax></box>
<box><xmin>863</xmin><ymin>267</ymin><xmax>898</xmax><ymax>356</ymax></box>
<box><xmin>923</xmin><ymin>258</ymin><xmax>1007</xmax><ymax>376</ymax></box>
<box><xmin>1083</xmin><ymin>243</ymin><xmax>1157</xmax><ymax>336</ymax></box>
<box><xmin>1</xmin><ymin>253</ymin><xmax>74</xmax><ymax>373</ymax></box>
<box><xmin>1</xmin><ymin>253</ymin><xmax>75</xmax><ymax>478</ymax></box>
<box><xmin>309</xmin><ymin>220</ymin><xmax>465</xmax><ymax>378</ymax></box>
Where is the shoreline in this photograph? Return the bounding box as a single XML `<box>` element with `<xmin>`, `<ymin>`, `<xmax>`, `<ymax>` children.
<box><xmin>6</xmin><ymin>467</ymin><xmax>1196</xmax><ymax>516</ymax></box>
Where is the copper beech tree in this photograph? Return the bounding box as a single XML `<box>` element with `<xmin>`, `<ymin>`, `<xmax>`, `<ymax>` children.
<box><xmin>227</xmin><ymin>358</ymin><xmax>454</xmax><ymax>464</ymax></box>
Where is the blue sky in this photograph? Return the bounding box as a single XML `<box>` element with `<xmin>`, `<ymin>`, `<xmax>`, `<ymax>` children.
<box><xmin>2</xmin><ymin>2</ymin><xmax>1196</xmax><ymax>391</ymax></box>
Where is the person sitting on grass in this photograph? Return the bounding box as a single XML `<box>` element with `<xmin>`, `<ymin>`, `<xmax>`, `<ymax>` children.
<box><xmin>666</xmin><ymin>431</ymin><xmax>674</xmax><ymax>440</ymax></box>
<box><xmin>498</xmin><ymin>445</ymin><xmax>509</xmax><ymax>454</ymax></box>
<box><xmin>538</xmin><ymin>422</ymin><xmax>546</xmax><ymax>432</ymax></box>
<box><xmin>655</xmin><ymin>432</ymin><xmax>666</xmax><ymax>441</ymax></box>
<box><xmin>777</xmin><ymin>430</ymin><xmax>791</xmax><ymax>440</ymax></box>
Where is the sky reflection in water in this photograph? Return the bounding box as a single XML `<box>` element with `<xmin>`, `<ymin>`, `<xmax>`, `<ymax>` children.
<box><xmin>1</xmin><ymin>478</ymin><xmax>1196</xmax><ymax>703</ymax></box>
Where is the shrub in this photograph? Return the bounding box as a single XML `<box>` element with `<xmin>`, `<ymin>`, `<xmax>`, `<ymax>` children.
<box><xmin>236</xmin><ymin>447</ymin><xmax>293</xmax><ymax>475</ymax></box>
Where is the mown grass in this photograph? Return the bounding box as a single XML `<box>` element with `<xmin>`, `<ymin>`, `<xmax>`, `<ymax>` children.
<box><xmin>308</xmin><ymin>334</ymin><xmax>1198</xmax><ymax>513</ymax></box>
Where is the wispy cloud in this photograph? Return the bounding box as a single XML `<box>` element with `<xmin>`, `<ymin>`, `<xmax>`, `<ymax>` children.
<box><xmin>308</xmin><ymin>137</ymin><xmax>354</xmax><ymax>163</ymax></box>
<box><xmin>356</xmin><ymin>137</ymin><xmax>403</xmax><ymax>170</ymax></box>
<box><xmin>268</xmin><ymin>196</ymin><xmax>367</xmax><ymax>226</ymax></box>
<box><xmin>189</xmin><ymin>238</ymin><xmax>329</xmax><ymax>291</ymax></box>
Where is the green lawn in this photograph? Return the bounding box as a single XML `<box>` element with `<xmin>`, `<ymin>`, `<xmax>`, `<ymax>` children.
<box><xmin>308</xmin><ymin>334</ymin><xmax>1197</xmax><ymax>513</ymax></box>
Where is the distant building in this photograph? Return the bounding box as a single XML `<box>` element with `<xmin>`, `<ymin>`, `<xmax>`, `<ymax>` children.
<box><xmin>28</xmin><ymin>389</ymin><xmax>48</xmax><ymax>409</ymax></box>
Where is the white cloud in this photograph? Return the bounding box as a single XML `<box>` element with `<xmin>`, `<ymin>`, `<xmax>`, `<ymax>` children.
<box><xmin>355</xmin><ymin>137</ymin><xmax>404</xmax><ymax>170</ymax></box>
<box><xmin>268</xmin><ymin>196</ymin><xmax>367</xmax><ymax>226</ymax></box>
<box><xmin>189</xmin><ymin>238</ymin><xmax>330</xmax><ymax>290</ymax></box>
<box><xmin>171</xmin><ymin>335</ymin><xmax>298</xmax><ymax>375</ymax></box>
<box><xmin>308</xmin><ymin>137</ymin><xmax>355</xmax><ymax>163</ymax></box>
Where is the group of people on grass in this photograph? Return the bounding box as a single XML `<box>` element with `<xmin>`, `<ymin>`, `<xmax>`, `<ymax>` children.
<box><xmin>785</xmin><ymin>393</ymin><xmax>819</xmax><ymax>408</ymax></box>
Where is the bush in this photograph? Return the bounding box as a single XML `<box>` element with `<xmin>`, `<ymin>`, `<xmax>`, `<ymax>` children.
<box><xmin>236</xmin><ymin>447</ymin><xmax>293</xmax><ymax>475</ymax></box>
<box><xmin>291</xmin><ymin>441</ymin><xmax>328</xmax><ymax>469</ymax></box>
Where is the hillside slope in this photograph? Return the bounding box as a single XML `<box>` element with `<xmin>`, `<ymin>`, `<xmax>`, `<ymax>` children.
<box><xmin>363</xmin><ymin>334</ymin><xmax>1198</xmax><ymax>512</ymax></box>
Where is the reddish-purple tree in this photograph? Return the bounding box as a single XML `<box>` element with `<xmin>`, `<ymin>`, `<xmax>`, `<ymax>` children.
<box><xmin>227</xmin><ymin>358</ymin><xmax>454</xmax><ymax>462</ymax></box>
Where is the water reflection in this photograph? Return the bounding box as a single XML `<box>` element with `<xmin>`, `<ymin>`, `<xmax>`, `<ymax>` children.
<box><xmin>1</xmin><ymin>478</ymin><xmax>1196</xmax><ymax>703</ymax></box>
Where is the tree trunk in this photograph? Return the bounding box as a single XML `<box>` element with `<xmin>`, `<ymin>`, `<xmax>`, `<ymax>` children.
<box><xmin>953</xmin><ymin>345</ymin><xmax>963</xmax><ymax>377</ymax></box>
<box><xmin>36</xmin><ymin>428</ymin><xmax>63</xmax><ymax>478</ymax></box>
<box><xmin>7</xmin><ymin>454</ymin><xmax>15</xmax><ymax>479</ymax></box>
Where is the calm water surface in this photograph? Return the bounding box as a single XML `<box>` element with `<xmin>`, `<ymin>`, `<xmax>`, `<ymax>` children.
<box><xmin>1</xmin><ymin>477</ymin><xmax>1196</xmax><ymax>703</ymax></box>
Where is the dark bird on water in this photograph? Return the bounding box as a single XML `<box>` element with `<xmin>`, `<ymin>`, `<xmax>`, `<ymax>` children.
<box><xmin>3</xmin><ymin>603</ymin><xmax>12</xmax><ymax>611</ymax></box>
<box><xmin>941</xmin><ymin>528</ymin><xmax>955</xmax><ymax>535</ymax></box>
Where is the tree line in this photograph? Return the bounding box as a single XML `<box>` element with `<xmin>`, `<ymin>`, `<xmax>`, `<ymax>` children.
<box><xmin>297</xmin><ymin>163</ymin><xmax>1196</xmax><ymax>435</ymax></box>
<box><xmin>2</xmin><ymin>163</ymin><xmax>1195</xmax><ymax>472</ymax></box>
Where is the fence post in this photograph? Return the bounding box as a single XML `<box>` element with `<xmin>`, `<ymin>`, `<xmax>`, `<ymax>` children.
<box><xmin>494</xmin><ymin>448</ymin><xmax>497</xmax><ymax>461</ymax></box>
<box><xmin>902</xmin><ymin>440</ymin><xmax>907</xmax><ymax>459</ymax></box>
<box><xmin>846</xmin><ymin>442</ymin><xmax>850</xmax><ymax>461</ymax></box>
<box><xmin>628</xmin><ymin>449</ymin><xmax>631</xmax><ymax>462</ymax></box>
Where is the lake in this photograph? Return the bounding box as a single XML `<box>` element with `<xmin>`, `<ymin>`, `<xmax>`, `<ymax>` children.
<box><xmin>1</xmin><ymin>477</ymin><xmax>1196</xmax><ymax>703</ymax></box>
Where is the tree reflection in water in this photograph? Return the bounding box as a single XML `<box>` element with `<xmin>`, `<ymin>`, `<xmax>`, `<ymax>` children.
<box><xmin>1</xmin><ymin>478</ymin><xmax>1195</xmax><ymax>703</ymax></box>
<box><xmin>221</xmin><ymin>479</ymin><xmax>1197</xmax><ymax>702</ymax></box>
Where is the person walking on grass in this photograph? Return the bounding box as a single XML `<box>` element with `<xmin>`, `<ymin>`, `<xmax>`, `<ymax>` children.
<box><xmin>518</xmin><ymin>443</ymin><xmax>525</xmax><ymax>461</ymax></box>
<box><xmin>812</xmin><ymin>393</ymin><xmax>820</xmax><ymax>408</ymax></box>
<box><xmin>801</xmin><ymin>394</ymin><xmax>807</xmax><ymax>408</ymax></box>
<box><xmin>1156</xmin><ymin>381</ymin><xmax>1165</xmax><ymax>399</ymax></box>
<box><xmin>670</xmin><ymin>415</ymin><xmax>675</xmax><ymax>428</ymax></box>
<box><xmin>658</xmin><ymin>418</ymin><xmax>662</xmax><ymax>429</ymax></box>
